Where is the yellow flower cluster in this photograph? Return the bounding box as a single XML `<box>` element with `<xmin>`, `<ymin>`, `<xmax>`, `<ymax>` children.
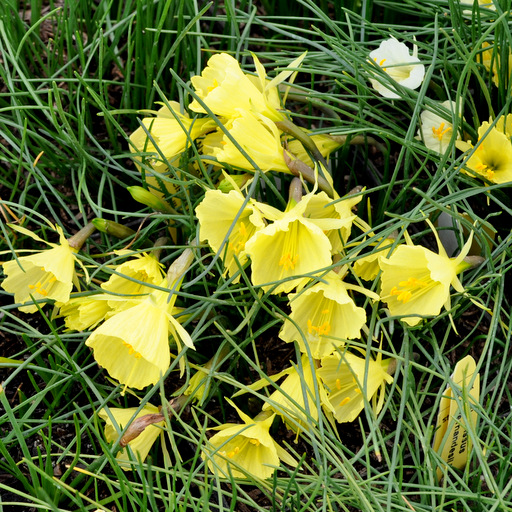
<box><xmin>1</xmin><ymin>47</ymin><xmax>484</xmax><ymax>482</ymax></box>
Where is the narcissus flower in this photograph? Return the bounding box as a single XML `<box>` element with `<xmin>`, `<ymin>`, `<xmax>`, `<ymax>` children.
<box><xmin>456</xmin><ymin>121</ymin><xmax>512</xmax><ymax>184</ymax></box>
<box><xmin>2</xmin><ymin>226</ymin><xmax>79</xmax><ymax>313</ymax></box>
<box><xmin>86</xmin><ymin>253</ymin><xmax>195</xmax><ymax>391</ymax></box>
<box><xmin>129</xmin><ymin>101</ymin><xmax>213</xmax><ymax>200</ymax></box>
<box><xmin>130</xmin><ymin>101</ymin><xmax>213</xmax><ymax>171</ymax></box>
<box><xmin>303</xmin><ymin>191</ymin><xmax>362</xmax><ymax>254</ymax></box>
<box><xmin>201</xmin><ymin>110</ymin><xmax>291</xmax><ymax>173</ymax></box>
<box><xmin>202</xmin><ymin>398</ymin><xmax>296</xmax><ymax>480</ymax></box>
<box><xmin>280</xmin><ymin>271</ymin><xmax>377</xmax><ymax>359</ymax></box>
<box><xmin>189</xmin><ymin>52</ymin><xmax>305</xmax><ymax>121</ymax></box>
<box><xmin>369</xmin><ymin>37</ymin><xmax>425</xmax><ymax>99</ymax></box>
<box><xmin>417</xmin><ymin>100</ymin><xmax>461</xmax><ymax>154</ymax></box>
<box><xmin>99</xmin><ymin>403</ymin><xmax>164</xmax><ymax>468</ymax></box>
<box><xmin>318</xmin><ymin>350</ymin><xmax>395</xmax><ymax>423</ymax></box>
<box><xmin>58</xmin><ymin>294</ymin><xmax>113</xmax><ymax>331</ymax></box>
<box><xmin>195</xmin><ymin>188</ymin><xmax>265</xmax><ymax>281</ymax></box>
<box><xmin>379</xmin><ymin>226</ymin><xmax>474</xmax><ymax>326</ymax></box>
<box><xmin>244</xmin><ymin>192</ymin><xmax>344</xmax><ymax>294</ymax></box>
<box><xmin>260</xmin><ymin>354</ymin><xmax>334</xmax><ymax>433</ymax></box>
<box><xmin>101</xmin><ymin>251</ymin><xmax>166</xmax><ymax>311</ymax></box>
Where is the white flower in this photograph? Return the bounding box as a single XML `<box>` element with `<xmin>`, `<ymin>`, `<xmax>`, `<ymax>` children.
<box><xmin>369</xmin><ymin>37</ymin><xmax>425</xmax><ymax>99</ymax></box>
<box><xmin>417</xmin><ymin>100</ymin><xmax>461</xmax><ymax>154</ymax></box>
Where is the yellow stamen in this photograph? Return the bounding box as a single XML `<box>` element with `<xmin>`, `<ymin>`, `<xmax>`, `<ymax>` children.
<box><xmin>374</xmin><ymin>57</ymin><xmax>387</xmax><ymax>71</ymax></box>
<box><xmin>279</xmin><ymin>252</ymin><xmax>298</xmax><ymax>270</ymax></box>
<box><xmin>207</xmin><ymin>78</ymin><xmax>219</xmax><ymax>92</ymax></box>
<box><xmin>390</xmin><ymin>277</ymin><xmax>428</xmax><ymax>303</ymax></box>
<box><xmin>122</xmin><ymin>342</ymin><xmax>143</xmax><ymax>359</ymax></box>
<box><xmin>28</xmin><ymin>270</ymin><xmax>58</xmax><ymax>297</ymax></box>
<box><xmin>339</xmin><ymin>397</ymin><xmax>351</xmax><ymax>407</ymax></box>
<box><xmin>431</xmin><ymin>122</ymin><xmax>451</xmax><ymax>141</ymax></box>
<box><xmin>227</xmin><ymin>446</ymin><xmax>240</xmax><ymax>458</ymax></box>
<box><xmin>249</xmin><ymin>439</ymin><xmax>260</xmax><ymax>446</ymax></box>
<box><xmin>307</xmin><ymin>319</ymin><xmax>331</xmax><ymax>336</ymax></box>
<box><xmin>335</xmin><ymin>378</ymin><xmax>342</xmax><ymax>390</ymax></box>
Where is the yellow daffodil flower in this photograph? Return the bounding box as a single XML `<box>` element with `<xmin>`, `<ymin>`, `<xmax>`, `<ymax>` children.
<box><xmin>2</xmin><ymin>226</ymin><xmax>79</xmax><ymax>313</ymax></box>
<box><xmin>130</xmin><ymin>101</ymin><xmax>213</xmax><ymax>199</ymax></box>
<box><xmin>57</xmin><ymin>294</ymin><xmax>113</xmax><ymax>331</ymax></box>
<box><xmin>86</xmin><ymin>272</ymin><xmax>194</xmax><ymax>391</ymax></box>
<box><xmin>280</xmin><ymin>271</ymin><xmax>377</xmax><ymax>359</ymax></box>
<box><xmin>189</xmin><ymin>52</ymin><xmax>305</xmax><ymax>121</ymax></box>
<box><xmin>99</xmin><ymin>403</ymin><xmax>164</xmax><ymax>468</ymax></box>
<box><xmin>195</xmin><ymin>188</ymin><xmax>265</xmax><ymax>281</ymax></box>
<box><xmin>130</xmin><ymin>101</ymin><xmax>213</xmax><ymax>171</ymax></box>
<box><xmin>101</xmin><ymin>251</ymin><xmax>166</xmax><ymax>312</ymax></box>
<box><xmin>304</xmin><ymin>191</ymin><xmax>362</xmax><ymax>254</ymax></box>
<box><xmin>260</xmin><ymin>354</ymin><xmax>334</xmax><ymax>433</ymax></box>
<box><xmin>202</xmin><ymin>398</ymin><xmax>296</xmax><ymax>480</ymax></box>
<box><xmin>318</xmin><ymin>350</ymin><xmax>395</xmax><ymax>423</ymax></box>
<box><xmin>417</xmin><ymin>100</ymin><xmax>461</xmax><ymax>154</ymax></box>
<box><xmin>201</xmin><ymin>110</ymin><xmax>291</xmax><ymax>173</ymax></box>
<box><xmin>369</xmin><ymin>37</ymin><xmax>425</xmax><ymax>99</ymax></box>
<box><xmin>244</xmin><ymin>192</ymin><xmax>344</xmax><ymax>294</ymax></box>
<box><xmin>456</xmin><ymin>121</ymin><xmax>512</xmax><ymax>184</ymax></box>
<box><xmin>379</xmin><ymin>225</ymin><xmax>473</xmax><ymax>326</ymax></box>
<box><xmin>352</xmin><ymin>238</ymin><xmax>400</xmax><ymax>282</ymax></box>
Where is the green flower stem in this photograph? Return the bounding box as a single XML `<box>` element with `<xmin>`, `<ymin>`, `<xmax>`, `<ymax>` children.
<box><xmin>67</xmin><ymin>222</ymin><xmax>96</xmax><ymax>250</ymax></box>
<box><xmin>284</xmin><ymin>151</ymin><xmax>334</xmax><ymax>196</ymax></box>
<box><xmin>460</xmin><ymin>256</ymin><xmax>485</xmax><ymax>270</ymax></box>
<box><xmin>276</xmin><ymin>119</ymin><xmax>327</xmax><ymax>165</ymax></box>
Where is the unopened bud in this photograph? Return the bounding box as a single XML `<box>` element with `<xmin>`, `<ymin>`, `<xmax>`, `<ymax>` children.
<box><xmin>167</xmin><ymin>248</ymin><xmax>194</xmax><ymax>285</ymax></box>
<box><xmin>92</xmin><ymin>218</ymin><xmax>136</xmax><ymax>239</ymax></box>
<box><xmin>127</xmin><ymin>186</ymin><xmax>176</xmax><ymax>214</ymax></box>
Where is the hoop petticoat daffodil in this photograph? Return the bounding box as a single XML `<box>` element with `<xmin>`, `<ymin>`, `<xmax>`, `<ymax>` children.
<box><xmin>244</xmin><ymin>191</ymin><xmax>346</xmax><ymax>294</ymax></box>
<box><xmin>417</xmin><ymin>100</ymin><xmax>462</xmax><ymax>154</ymax></box>
<box><xmin>189</xmin><ymin>52</ymin><xmax>306</xmax><ymax>121</ymax></box>
<box><xmin>130</xmin><ymin>101</ymin><xmax>213</xmax><ymax>171</ymax></box>
<box><xmin>99</xmin><ymin>403</ymin><xmax>164</xmax><ymax>469</ymax></box>
<box><xmin>456</xmin><ymin>121</ymin><xmax>512</xmax><ymax>184</ymax></box>
<box><xmin>1</xmin><ymin>223</ymin><xmax>93</xmax><ymax>313</ymax></box>
<box><xmin>318</xmin><ymin>349</ymin><xmax>395</xmax><ymax>423</ymax></box>
<box><xmin>303</xmin><ymin>191</ymin><xmax>362</xmax><ymax>255</ymax></box>
<box><xmin>86</xmin><ymin>252</ymin><xmax>195</xmax><ymax>391</ymax></box>
<box><xmin>279</xmin><ymin>270</ymin><xmax>378</xmax><ymax>359</ymax></box>
<box><xmin>201</xmin><ymin>110</ymin><xmax>292</xmax><ymax>173</ymax></box>
<box><xmin>202</xmin><ymin>398</ymin><xmax>296</xmax><ymax>480</ymax></box>
<box><xmin>379</xmin><ymin>225</ymin><xmax>474</xmax><ymax>327</ymax></box>
<box><xmin>260</xmin><ymin>354</ymin><xmax>334</xmax><ymax>433</ymax></box>
<box><xmin>195</xmin><ymin>187</ymin><xmax>265</xmax><ymax>281</ymax></box>
<box><xmin>369</xmin><ymin>37</ymin><xmax>425</xmax><ymax>99</ymax></box>
<box><xmin>101</xmin><ymin>251</ymin><xmax>166</xmax><ymax>312</ymax></box>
